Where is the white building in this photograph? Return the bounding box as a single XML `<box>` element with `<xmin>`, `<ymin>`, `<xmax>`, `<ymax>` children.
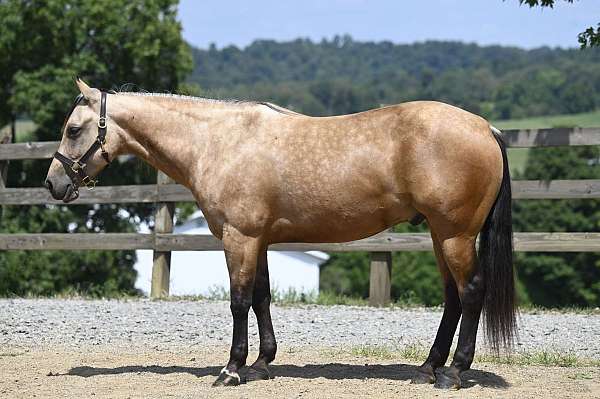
<box><xmin>134</xmin><ymin>211</ymin><xmax>329</xmax><ymax>296</ymax></box>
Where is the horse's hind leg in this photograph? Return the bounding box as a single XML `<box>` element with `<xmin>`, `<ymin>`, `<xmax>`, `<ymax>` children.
<box><xmin>411</xmin><ymin>230</ymin><xmax>462</xmax><ymax>384</ymax></box>
<box><xmin>434</xmin><ymin>235</ymin><xmax>484</xmax><ymax>390</ymax></box>
<box><xmin>213</xmin><ymin>225</ymin><xmax>262</xmax><ymax>387</ymax></box>
<box><xmin>247</xmin><ymin>248</ymin><xmax>277</xmax><ymax>381</ymax></box>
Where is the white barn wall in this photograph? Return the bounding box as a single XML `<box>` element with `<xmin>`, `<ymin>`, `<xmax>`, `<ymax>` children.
<box><xmin>134</xmin><ymin>213</ymin><xmax>327</xmax><ymax>296</ymax></box>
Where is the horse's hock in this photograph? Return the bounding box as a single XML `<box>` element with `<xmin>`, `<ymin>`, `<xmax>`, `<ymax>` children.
<box><xmin>1</xmin><ymin>127</ymin><xmax>600</xmax><ymax>304</ymax></box>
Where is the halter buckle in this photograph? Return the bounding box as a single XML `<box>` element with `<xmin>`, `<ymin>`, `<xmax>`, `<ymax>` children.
<box><xmin>98</xmin><ymin>117</ymin><xmax>107</xmax><ymax>129</ymax></box>
<box><xmin>98</xmin><ymin>137</ymin><xmax>107</xmax><ymax>150</ymax></box>
<box><xmin>82</xmin><ymin>176</ymin><xmax>97</xmax><ymax>190</ymax></box>
<box><xmin>71</xmin><ymin>160</ymin><xmax>85</xmax><ymax>173</ymax></box>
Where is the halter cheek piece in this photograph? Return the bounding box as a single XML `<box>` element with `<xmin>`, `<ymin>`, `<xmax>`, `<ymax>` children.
<box><xmin>53</xmin><ymin>91</ymin><xmax>111</xmax><ymax>192</ymax></box>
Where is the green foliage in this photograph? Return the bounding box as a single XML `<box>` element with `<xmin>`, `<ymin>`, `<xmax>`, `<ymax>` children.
<box><xmin>493</xmin><ymin>110</ymin><xmax>600</xmax><ymax>130</ymax></box>
<box><xmin>0</xmin><ymin>0</ymin><xmax>191</xmax><ymax>296</ymax></box>
<box><xmin>513</xmin><ymin>146</ymin><xmax>600</xmax><ymax>307</ymax></box>
<box><xmin>518</xmin><ymin>0</ymin><xmax>598</xmax><ymax>48</ymax></box>
<box><xmin>578</xmin><ymin>24</ymin><xmax>600</xmax><ymax>48</ymax></box>
<box><xmin>321</xmin><ymin>145</ymin><xmax>600</xmax><ymax>307</ymax></box>
<box><xmin>320</xmin><ymin>224</ymin><xmax>443</xmax><ymax>306</ymax></box>
<box><xmin>0</xmin><ymin>204</ymin><xmax>138</xmax><ymax>296</ymax></box>
<box><xmin>190</xmin><ymin>38</ymin><xmax>600</xmax><ymax>120</ymax></box>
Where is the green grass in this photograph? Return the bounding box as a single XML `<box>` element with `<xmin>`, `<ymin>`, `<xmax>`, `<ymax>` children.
<box><xmin>161</xmin><ymin>288</ymin><xmax>371</xmax><ymax>307</ymax></box>
<box><xmin>493</xmin><ymin>110</ymin><xmax>600</xmax><ymax>175</ymax></box>
<box><xmin>162</xmin><ymin>288</ymin><xmax>439</xmax><ymax>308</ymax></box>
<box><xmin>507</xmin><ymin>148</ymin><xmax>529</xmax><ymax>175</ymax></box>
<box><xmin>0</xmin><ymin>119</ymin><xmax>36</xmax><ymax>142</ymax></box>
<box><xmin>492</xmin><ymin>110</ymin><xmax>600</xmax><ymax>130</ymax></box>
<box><xmin>331</xmin><ymin>344</ymin><xmax>600</xmax><ymax>368</ymax></box>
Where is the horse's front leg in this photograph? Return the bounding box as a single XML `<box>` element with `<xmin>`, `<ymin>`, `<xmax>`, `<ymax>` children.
<box><xmin>246</xmin><ymin>248</ymin><xmax>277</xmax><ymax>381</ymax></box>
<box><xmin>213</xmin><ymin>225</ymin><xmax>263</xmax><ymax>387</ymax></box>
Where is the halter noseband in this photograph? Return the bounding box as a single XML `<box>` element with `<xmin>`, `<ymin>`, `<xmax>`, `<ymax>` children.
<box><xmin>53</xmin><ymin>91</ymin><xmax>111</xmax><ymax>191</ymax></box>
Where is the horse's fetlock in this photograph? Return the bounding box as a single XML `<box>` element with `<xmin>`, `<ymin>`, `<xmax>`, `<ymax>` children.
<box><xmin>452</xmin><ymin>350</ymin><xmax>474</xmax><ymax>371</ymax></box>
<box><xmin>230</xmin><ymin>344</ymin><xmax>248</xmax><ymax>363</ymax></box>
<box><xmin>260</xmin><ymin>339</ymin><xmax>277</xmax><ymax>363</ymax></box>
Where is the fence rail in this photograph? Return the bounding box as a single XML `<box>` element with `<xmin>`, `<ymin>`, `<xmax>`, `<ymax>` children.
<box><xmin>1</xmin><ymin>126</ymin><xmax>599</xmax><ymax>305</ymax></box>
<box><xmin>2</xmin><ymin>232</ymin><xmax>600</xmax><ymax>252</ymax></box>
<box><xmin>2</xmin><ymin>179</ymin><xmax>600</xmax><ymax>205</ymax></box>
<box><xmin>1</xmin><ymin>127</ymin><xmax>599</xmax><ymax>162</ymax></box>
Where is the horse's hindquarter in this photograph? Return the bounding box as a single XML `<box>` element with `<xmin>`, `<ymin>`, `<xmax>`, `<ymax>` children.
<box><xmin>209</xmin><ymin>101</ymin><xmax>502</xmax><ymax>243</ymax></box>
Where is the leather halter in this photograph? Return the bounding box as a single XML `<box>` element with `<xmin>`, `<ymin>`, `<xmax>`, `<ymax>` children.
<box><xmin>53</xmin><ymin>91</ymin><xmax>111</xmax><ymax>191</ymax></box>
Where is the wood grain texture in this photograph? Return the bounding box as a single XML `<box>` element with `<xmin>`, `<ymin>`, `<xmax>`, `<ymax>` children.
<box><xmin>502</xmin><ymin>127</ymin><xmax>600</xmax><ymax>147</ymax></box>
<box><xmin>0</xmin><ymin>130</ymin><xmax>11</xmax><ymax>189</ymax></box>
<box><xmin>369</xmin><ymin>252</ymin><xmax>392</xmax><ymax>307</ymax></box>
<box><xmin>3</xmin><ymin>179</ymin><xmax>600</xmax><ymax>205</ymax></box>
<box><xmin>0</xmin><ymin>233</ymin><xmax>153</xmax><ymax>250</ymax></box>
<box><xmin>511</xmin><ymin>179</ymin><xmax>600</xmax><ymax>199</ymax></box>
<box><xmin>0</xmin><ymin>185</ymin><xmax>161</xmax><ymax>204</ymax></box>
<box><xmin>0</xmin><ymin>141</ymin><xmax>58</xmax><ymax>160</ymax></box>
<box><xmin>1</xmin><ymin>232</ymin><xmax>599</xmax><ymax>252</ymax></box>
<box><xmin>151</xmin><ymin>171</ymin><xmax>176</xmax><ymax>299</ymax></box>
<box><xmin>153</xmin><ymin>232</ymin><xmax>600</xmax><ymax>252</ymax></box>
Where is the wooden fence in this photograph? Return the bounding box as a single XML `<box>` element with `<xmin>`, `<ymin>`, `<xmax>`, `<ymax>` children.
<box><xmin>1</xmin><ymin>127</ymin><xmax>600</xmax><ymax>305</ymax></box>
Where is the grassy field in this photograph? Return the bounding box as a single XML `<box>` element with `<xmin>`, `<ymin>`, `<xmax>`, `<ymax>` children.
<box><xmin>0</xmin><ymin>119</ymin><xmax>36</xmax><ymax>142</ymax></box>
<box><xmin>493</xmin><ymin>110</ymin><xmax>600</xmax><ymax>174</ymax></box>
<box><xmin>493</xmin><ymin>110</ymin><xmax>600</xmax><ymax>130</ymax></box>
<box><xmin>330</xmin><ymin>344</ymin><xmax>600</xmax><ymax>368</ymax></box>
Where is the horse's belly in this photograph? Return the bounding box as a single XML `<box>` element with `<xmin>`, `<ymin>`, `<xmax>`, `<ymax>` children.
<box><xmin>270</xmin><ymin>192</ymin><xmax>418</xmax><ymax>243</ymax></box>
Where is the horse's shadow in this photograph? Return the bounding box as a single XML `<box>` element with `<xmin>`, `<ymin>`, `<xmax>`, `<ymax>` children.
<box><xmin>62</xmin><ymin>362</ymin><xmax>508</xmax><ymax>389</ymax></box>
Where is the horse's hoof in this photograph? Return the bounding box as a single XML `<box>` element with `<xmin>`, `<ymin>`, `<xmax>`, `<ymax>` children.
<box><xmin>434</xmin><ymin>371</ymin><xmax>461</xmax><ymax>390</ymax></box>
<box><xmin>246</xmin><ymin>365</ymin><xmax>271</xmax><ymax>382</ymax></box>
<box><xmin>411</xmin><ymin>368</ymin><xmax>435</xmax><ymax>384</ymax></box>
<box><xmin>212</xmin><ymin>368</ymin><xmax>241</xmax><ymax>387</ymax></box>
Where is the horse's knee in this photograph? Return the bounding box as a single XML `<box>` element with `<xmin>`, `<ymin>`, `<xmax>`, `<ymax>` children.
<box><xmin>230</xmin><ymin>296</ymin><xmax>252</xmax><ymax>317</ymax></box>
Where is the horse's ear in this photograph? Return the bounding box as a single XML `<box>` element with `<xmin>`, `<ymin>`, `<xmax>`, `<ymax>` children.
<box><xmin>75</xmin><ymin>77</ymin><xmax>100</xmax><ymax>102</ymax></box>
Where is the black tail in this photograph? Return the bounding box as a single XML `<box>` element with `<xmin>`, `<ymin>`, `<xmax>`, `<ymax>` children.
<box><xmin>479</xmin><ymin>127</ymin><xmax>517</xmax><ymax>352</ymax></box>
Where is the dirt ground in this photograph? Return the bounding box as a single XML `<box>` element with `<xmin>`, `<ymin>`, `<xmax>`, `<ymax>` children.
<box><xmin>1</xmin><ymin>346</ymin><xmax>599</xmax><ymax>399</ymax></box>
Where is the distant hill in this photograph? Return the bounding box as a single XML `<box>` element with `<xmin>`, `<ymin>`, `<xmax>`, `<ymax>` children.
<box><xmin>189</xmin><ymin>37</ymin><xmax>600</xmax><ymax>120</ymax></box>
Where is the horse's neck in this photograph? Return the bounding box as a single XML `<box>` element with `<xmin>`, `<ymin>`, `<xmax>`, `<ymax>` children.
<box><xmin>115</xmin><ymin>95</ymin><xmax>242</xmax><ymax>187</ymax></box>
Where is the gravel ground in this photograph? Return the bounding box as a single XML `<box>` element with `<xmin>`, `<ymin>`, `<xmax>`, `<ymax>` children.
<box><xmin>1</xmin><ymin>299</ymin><xmax>600</xmax><ymax>399</ymax></box>
<box><xmin>1</xmin><ymin>298</ymin><xmax>599</xmax><ymax>357</ymax></box>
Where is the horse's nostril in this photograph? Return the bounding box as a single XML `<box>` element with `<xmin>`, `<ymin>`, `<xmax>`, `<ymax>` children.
<box><xmin>44</xmin><ymin>179</ymin><xmax>53</xmax><ymax>192</ymax></box>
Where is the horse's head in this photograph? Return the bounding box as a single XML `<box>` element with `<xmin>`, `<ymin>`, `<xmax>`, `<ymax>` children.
<box><xmin>45</xmin><ymin>78</ymin><xmax>118</xmax><ymax>202</ymax></box>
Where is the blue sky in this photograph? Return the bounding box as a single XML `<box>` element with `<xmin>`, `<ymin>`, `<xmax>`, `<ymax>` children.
<box><xmin>178</xmin><ymin>0</ymin><xmax>599</xmax><ymax>49</ymax></box>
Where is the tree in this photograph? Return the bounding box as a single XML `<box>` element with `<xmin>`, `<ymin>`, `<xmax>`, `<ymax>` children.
<box><xmin>0</xmin><ymin>0</ymin><xmax>192</xmax><ymax>296</ymax></box>
<box><xmin>190</xmin><ymin>39</ymin><xmax>600</xmax><ymax>121</ymax></box>
<box><xmin>320</xmin><ymin>223</ymin><xmax>443</xmax><ymax>306</ymax></box>
<box><xmin>513</xmin><ymin>146</ymin><xmax>600</xmax><ymax>307</ymax></box>
<box><xmin>518</xmin><ymin>0</ymin><xmax>599</xmax><ymax>48</ymax></box>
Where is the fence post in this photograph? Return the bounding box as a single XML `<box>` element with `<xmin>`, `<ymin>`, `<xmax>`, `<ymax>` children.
<box><xmin>0</xmin><ymin>129</ymin><xmax>11</xmax><ymax>221</ymax></box>
<box><xmin>369</xmin><ymin>251</ymin><xmax>392</xmax><ymax>306</ymax></box>
<box><xmin>150</xmin><ymin>171</ymin><xmax>175</xmax><ymax>298</ymax></box>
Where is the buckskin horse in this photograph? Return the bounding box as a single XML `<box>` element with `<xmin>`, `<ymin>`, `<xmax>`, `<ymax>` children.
<box><xmin>45</xmin><ymin>79</ymin><xmax>516</xmax><ymax>390</ymax></box>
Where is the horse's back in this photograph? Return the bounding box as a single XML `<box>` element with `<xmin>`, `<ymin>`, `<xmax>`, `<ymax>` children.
<box><xmin>254</xmin><ymin>101</ymin><xmax>503</xmax><ymax>242</ymax></box>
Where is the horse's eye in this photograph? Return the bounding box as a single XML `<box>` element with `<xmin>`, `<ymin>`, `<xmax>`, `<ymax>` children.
<box><xmin>67</xmin><ymin>126</ymin><xmax>81</xmax><ymax>138</ymax></box>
